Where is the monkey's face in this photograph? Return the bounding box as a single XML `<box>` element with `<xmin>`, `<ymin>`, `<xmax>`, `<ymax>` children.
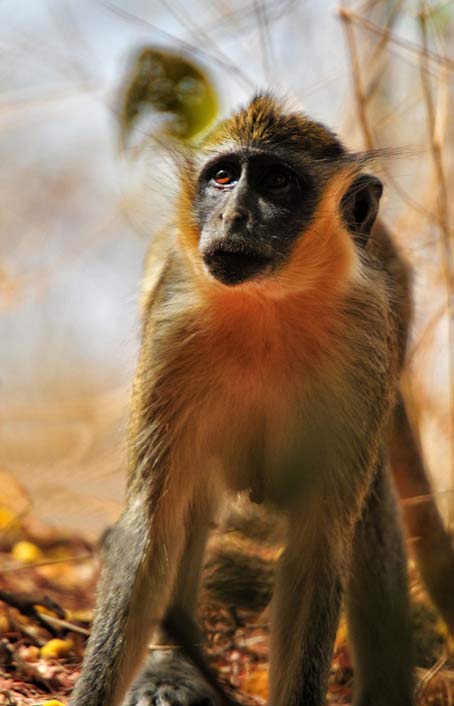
<box><xmin>181</xmin><ymin>97</ymin><xmax>383</xmax><ymax>292</ymax></box>
<box><xmin>194</xmin><ymin>149</ymin><xmax>319</xmax><ymax>286</ymax></box>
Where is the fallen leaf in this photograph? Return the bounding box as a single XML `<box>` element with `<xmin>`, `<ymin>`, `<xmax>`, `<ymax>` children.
<box><xmin>40</xmin><ymin>639</ymin><xmax>74</xmax><ymax>660</ymax></box>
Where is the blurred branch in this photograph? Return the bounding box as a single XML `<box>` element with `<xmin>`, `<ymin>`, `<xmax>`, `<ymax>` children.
<box><xmin>418</xmin><ymin>1</ymin><xmax>454</xmax><ymax>533</ymax></box>
<box><xmin>339</xmin><ymin>4</ymin><xmax>375</xmax><ymax>149</ymax></box>
<box><xmin>46</xmin><ymin>0</ymin><xmax>99</xmax><ymax>85</ymax></box>
<box><xmin>38</xmin><ymin>612</ymin><xmax>90</xmax><ymax>637</ymax></box>
<box><xmin>0</xmin><ymin>590</ymin><xmax>64</xmax><ymax>636</ymax></box>
<box><xmin>97</xmin><ymin>0</ymin><xmax>256</xmax><ymax>91</ymax></box>
<box><xmin>362</xmin><ymin>0</ymin><xmax>405</xmax><ymax>103</ymax></box>
<box><xmin>408</xmin><ymin>302</ymin><xmax>447</xmax><ymax>364</ymax></box>
<box><xmin>343</xmin><ymin>5</ymin><xmax>454</xmax><ymax>71</ymax></box>
<box><xmin>158</xmin><ymin>0</ymin><xmax>271</xmax><ymax>86</ymax></box>
<box><xmin>416</xmin><ymin>649</ymin><xmax>448</xmax><ymax>701</ymax></box>
<box><xmin>1</xmin><ymin>553</ymin><xmax>94</xmax><ymax>574</ymax></box>
<box><xmin>254</xmin><ymin>0</ymin><xmax>274</xmax><ymax>83</ymax></box>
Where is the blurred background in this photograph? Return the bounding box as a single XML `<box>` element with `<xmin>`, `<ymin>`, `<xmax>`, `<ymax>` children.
<box><xmin>0</xmin><ymin>0</ymin><xmax>453</xmax><ymax>541</ymax></box>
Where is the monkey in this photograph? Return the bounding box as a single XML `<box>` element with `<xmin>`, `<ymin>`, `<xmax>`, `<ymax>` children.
<box><xmin>70</xmin><ymin>94</ymin><xmax>454</xmax><ymax>706</ymax></box>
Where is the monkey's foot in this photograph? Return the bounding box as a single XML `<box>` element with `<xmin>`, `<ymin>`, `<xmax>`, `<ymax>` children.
<box><xmin>123</xmin><ymin>650</ymin><xmax>218</xmax><ymax>706</ymax></box>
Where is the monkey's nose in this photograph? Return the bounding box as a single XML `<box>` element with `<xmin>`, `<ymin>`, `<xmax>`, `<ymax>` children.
<box><xmin>222</xmin><ymin>207</ymin><xmax>249</xmax><ymax>229</ymax></box>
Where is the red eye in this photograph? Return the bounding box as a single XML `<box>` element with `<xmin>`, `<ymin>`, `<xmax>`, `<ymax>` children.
<box><xmin>212</xmin><ymin>166</ymin><xmax>238</xmax><ymax>187</ymax></box>
<box><xmin>215</xmin><ymin>170</ymin><xmax>231</xmax><ymax>184</ymax></box>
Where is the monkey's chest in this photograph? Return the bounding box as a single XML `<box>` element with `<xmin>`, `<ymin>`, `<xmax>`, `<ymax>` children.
<box><xmin>173</xmin><ymin>301</ymin><xmax>364</xmax><ymax>506</ymax></box>
<box><xmin>195</xmin><ymin>358</ymin><xmax>343</xmax><ymax>506</ymax></box>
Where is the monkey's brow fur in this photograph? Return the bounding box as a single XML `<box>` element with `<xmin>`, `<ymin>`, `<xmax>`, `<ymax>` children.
<box><xmin>204</xmin><ymin>94</ymin><xmax>345</xmax><ymax>159</ymax></box>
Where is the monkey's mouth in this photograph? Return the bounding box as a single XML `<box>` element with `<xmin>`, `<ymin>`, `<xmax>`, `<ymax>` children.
<box><xmin>203</xmin><ymin>247</ymin><xmax>272</xmax><ymax>285</ymax></box>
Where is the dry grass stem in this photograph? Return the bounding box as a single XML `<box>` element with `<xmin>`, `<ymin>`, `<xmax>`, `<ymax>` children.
<box><xmin>344</xmin><ymin>6</ymin><xmax>454</xmax><ymax>71</ymax></box>
<box><xmin>339</xmin><ymin>4</ymin><xmax>375</xmax><ymax>149</ymax></box>
<box><xmin>418</xmin><ymin>0</ymin><xmax>454</xmax><ymax>534</ymax></box>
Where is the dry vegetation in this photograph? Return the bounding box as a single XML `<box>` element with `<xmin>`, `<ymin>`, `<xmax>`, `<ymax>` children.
<box><xmin>1</xmin><ymin>0</ymin><xmax>454</xmax><ymax>704</ymax></box>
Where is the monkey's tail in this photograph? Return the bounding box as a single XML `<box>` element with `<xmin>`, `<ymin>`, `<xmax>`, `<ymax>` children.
<box><xmin>390</xmin><ymin>392</ymin><xmax>454</xmax><ymax>633</ymax></box>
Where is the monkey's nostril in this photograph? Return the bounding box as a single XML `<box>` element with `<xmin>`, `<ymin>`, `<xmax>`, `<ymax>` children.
<box><xmin>233</xmin><ymin>210</ymin><xmax>247</xmax><ymax>223</ymax></box>
<box><xmin>224</xmin><ymin>207</ymin><xmax>248</xmax><ymax>228</ymax></box>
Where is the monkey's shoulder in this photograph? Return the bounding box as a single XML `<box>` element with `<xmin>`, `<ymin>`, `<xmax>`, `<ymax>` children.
<box><xmin>140</xmin><ymin>225</ymin><xmax>179</xmax><ymax>320</ymax></box>
<box><xmin>364</xmin><ymin>219</ymin><xmax>412</xmax><ymax>366</ymax></box>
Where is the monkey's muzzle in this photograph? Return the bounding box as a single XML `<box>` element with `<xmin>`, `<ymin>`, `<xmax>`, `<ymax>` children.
<box><xmin>202</xmin><ymin>246</ymin><xmax>272</xmax><ymax>285</ymax></box>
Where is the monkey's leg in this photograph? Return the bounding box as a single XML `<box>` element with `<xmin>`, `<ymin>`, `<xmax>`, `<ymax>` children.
<box><xmin>269</xmin><ymin>511</ymin><xmax>346</xmax><ymax>706</ymax></box>
<box><xmin>70</xmin><ymin>486</ymin><xmax>195</xmax><ymax>706</ymax></box>
<box><xmin>346</xmin><ymin>459</ymin><xmax>414</xmax><ymax>706</ymax></box>
<box><xmin>123</xmin><ymin>501</ymin><xmax>220</xmax><ymax>706</ymax></box>
<box><xmin>391</xmin><ymin>392</ymin><xmax>454</xmax><ymax>632</ymax></box>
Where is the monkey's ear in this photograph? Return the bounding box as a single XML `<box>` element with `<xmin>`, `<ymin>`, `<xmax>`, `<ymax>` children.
<box><xmin>341</xmin><ymin>174</ymin><xmax>383</xmax><ymax>247</ymax></box>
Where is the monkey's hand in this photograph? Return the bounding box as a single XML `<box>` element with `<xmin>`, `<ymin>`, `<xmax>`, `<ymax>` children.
<box><xmin>122</xmin><ymin>649</ymin><xmax>218</xmax><ymax>706</ymax></box>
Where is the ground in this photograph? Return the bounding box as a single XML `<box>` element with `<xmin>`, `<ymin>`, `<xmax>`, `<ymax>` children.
<box><xmin>0</xmin><ymin>508</ymin><xmax>453</xmax><ymax>706</ymax></box>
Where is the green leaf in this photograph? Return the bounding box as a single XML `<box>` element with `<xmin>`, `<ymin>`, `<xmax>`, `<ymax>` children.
<box><xmin>118</xmin><ymin>47</ymin><xmax>219</xmax><ymax>147</ymax></box>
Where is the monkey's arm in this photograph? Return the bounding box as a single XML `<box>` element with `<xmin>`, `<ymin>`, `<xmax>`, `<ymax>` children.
<box><xmin>70</xmin><ymin>321</ymin><xmax>199</xmax><ymax>706</ymax></box>
<box><xmin>69</xmin><ymin>479</ymin><xmax>191</xmax><ymax>706</ymax></box>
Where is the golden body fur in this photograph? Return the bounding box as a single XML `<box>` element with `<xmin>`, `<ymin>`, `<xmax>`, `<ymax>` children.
<box><xmin>71</xmin><ymin>96</ymin><xmax>454</xmax><ymax>706</ymax></box>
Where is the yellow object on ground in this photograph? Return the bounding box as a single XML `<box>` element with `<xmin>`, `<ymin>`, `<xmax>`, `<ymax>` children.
<box><xmin>40</xmin><ymin>638</ymin><xmax>73</xmax><ymax>659</ymax></box>
<box><xmin>11</xmin><ymin>540</ymin><xmax>43</xmax><ymax>564</ymax></box>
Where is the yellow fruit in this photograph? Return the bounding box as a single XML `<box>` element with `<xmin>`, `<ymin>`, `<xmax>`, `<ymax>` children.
<box><xmin>41</xmin><ymin>701</ymin><xmax>66</xmax><ymax>706</ymax></box>
<box><xmin>40</xmin><ymin>638</ymin><xmax>73</xmax><ymax>660</ymax></box>
<box><xmin>11</xmin><ymin>540</ymin><xmax>43</xmax><ymax>564</ymax></box>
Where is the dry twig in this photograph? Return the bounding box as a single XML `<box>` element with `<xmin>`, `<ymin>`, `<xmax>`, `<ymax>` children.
<box><xmin>418</xmin><ymin>1</ymin><xmax>454</xmax><ymax>535</ymax></box>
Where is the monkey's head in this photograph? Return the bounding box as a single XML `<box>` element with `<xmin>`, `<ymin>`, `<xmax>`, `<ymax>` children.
<box><xmin>179</xmin><ymin>95</ymin><xmax>382</xmax><ymax>294</ymax></box>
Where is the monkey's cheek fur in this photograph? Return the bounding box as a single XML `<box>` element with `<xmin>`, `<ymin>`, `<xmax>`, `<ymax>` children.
<box><xmin>202</xmin><ymin>248</ymin><xmax>273</xmax><ymax>286</ymax></box>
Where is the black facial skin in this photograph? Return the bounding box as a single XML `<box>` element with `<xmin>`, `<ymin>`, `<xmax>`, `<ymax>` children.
<box><xmin>195</xmin><ymin>148</ymin><xmax>320</xmax><ymax>286</ymax></box>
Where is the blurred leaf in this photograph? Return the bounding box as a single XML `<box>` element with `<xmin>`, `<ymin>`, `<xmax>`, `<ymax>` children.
<box><xmin>426</xmin><ymin>2</ymin><xmax>454</xmax><ymax>35</ymax></box>
<box><xmin>119</xmin><ymin>47</ymin><xmax>218</xmax><ymax>147</ymax></box>
<box><xmin>40</xmin><ymin>638</ymin><xmax>74</xmax><ymax>660</ymax></box>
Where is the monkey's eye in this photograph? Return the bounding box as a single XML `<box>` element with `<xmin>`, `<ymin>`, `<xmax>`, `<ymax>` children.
<box><xmin>262</xmin><ymin>167</ymin><xmax>294</xmax><ymax>190</ymax></box>
<box><xmin>211</xmin><ymin>164</ymin><xmax>240</xmax><ymax>188</ymax></box>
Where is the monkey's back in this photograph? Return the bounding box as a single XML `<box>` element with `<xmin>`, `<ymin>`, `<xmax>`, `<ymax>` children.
<box><xmin>367</xmin><ymin>219</ymin><xmax>412</xmax><ymax>370</ymax></box>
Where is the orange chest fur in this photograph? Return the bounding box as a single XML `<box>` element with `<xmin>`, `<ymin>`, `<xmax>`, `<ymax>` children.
<box><xmin>171</xmin><ymin>291</ymin><xmax>349</xmax><ymax>501</ymax></box>
<box><xmin>196</xmin><ymin>289</ymin><xmax>343</xmax><ymax>387</ymax></box>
